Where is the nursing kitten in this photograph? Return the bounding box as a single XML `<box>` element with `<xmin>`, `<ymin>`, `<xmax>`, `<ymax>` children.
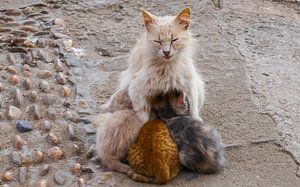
<box><xmin>101</xmin><ymin>8</ymin><xmax>205</xmax><ymax>124</ymax></box>
<box><xmin>152</xmin><ymin>90</ymin><xmax>225</xmax><ymax>173</ymax></box>
<box><xmin>128</xmin><ymin>119</ymin><xmax>181</xmax><ymax>184</ymax></box>
<box><xmin>94</xmin><ymin>88</ymin><xmax>152</xmax><ymax>183</ymax></box>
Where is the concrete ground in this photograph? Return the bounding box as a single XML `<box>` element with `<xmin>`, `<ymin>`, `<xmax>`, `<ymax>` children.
<box><xmin>1</xmin><ymin>0</ymin><xmax>300</xmax><ymax>186</ymax></box>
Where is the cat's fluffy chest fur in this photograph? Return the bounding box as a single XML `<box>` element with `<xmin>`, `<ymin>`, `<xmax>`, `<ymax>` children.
<box><xmin>128</xmin><ymin>56</ymin><xmax>202</xmax><ymax>123</ymax></box>
<box><xmin>134</xmin><ymin>60</ymin><xmax>193</xmax><ymax>97</ymax></box>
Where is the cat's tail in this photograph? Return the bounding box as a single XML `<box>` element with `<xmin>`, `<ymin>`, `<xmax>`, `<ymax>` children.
<box><xmin>126</xmin><ymin>169</ymin><xmax>156</xmax><ymax>184</ymax></box>
<box><xmin>101</xmin><ymin>155</ymin><xmax>154</xmax><ymax>183</ymax></box>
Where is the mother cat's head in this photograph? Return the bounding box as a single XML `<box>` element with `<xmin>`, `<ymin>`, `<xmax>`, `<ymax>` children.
<box><xmin>141</xmin><ymin>8</ymin><xmax>194</xmax><ymax>61</ymax></box>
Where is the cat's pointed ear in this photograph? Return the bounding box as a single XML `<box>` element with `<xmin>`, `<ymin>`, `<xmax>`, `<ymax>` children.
<box><xmin>141</xmin><ymin>8</ymin><xmax>156</xmax><ymax>31</ymax></box>
<box><xmin>175</xmin><ymin>8</ymin><xmax>191</xmax><ymax>30</ymax></box>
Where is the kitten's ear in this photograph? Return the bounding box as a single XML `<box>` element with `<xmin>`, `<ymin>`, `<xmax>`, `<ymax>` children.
<box><xmin>177</xmin><ymin>91</ymin><xmax>185</xmax><ymax>105</ymax></box>
<box><xmin>175</xmin><ymin>8</ymin><xmax>191</xmax><ymax>30</ymax></box>
<box><xmin>141</xmin><ymin>8</ymin><xmax>156</xmax><ymax>31</ymax></box>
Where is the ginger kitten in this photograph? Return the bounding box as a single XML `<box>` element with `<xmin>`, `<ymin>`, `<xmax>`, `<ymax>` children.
<box><xmin>101</xmin><ymin>8</ymin><xmax>205</xmax><ymax>124</ymax></box>
<box><xmin>152</xmin><ymin>90</ymin><xmax>225</xmax><ymax>173</ymax></box>
<box><xmin>128</xmin><ymin>119</ymin><xmax>181</xmax><ymax>184</ymax></box>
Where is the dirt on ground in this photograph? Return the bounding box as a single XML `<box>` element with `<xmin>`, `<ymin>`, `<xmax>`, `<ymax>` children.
<box><xmin>0</xmin><ymin>0</ymin><xmax>300</xmax><ymax>186</ymax></box>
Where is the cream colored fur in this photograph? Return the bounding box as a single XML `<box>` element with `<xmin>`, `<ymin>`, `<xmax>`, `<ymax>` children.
<box><xmin>103</xmin><ymin>8</ymin><xmax>205</xmax><ymax>123</ymax></box>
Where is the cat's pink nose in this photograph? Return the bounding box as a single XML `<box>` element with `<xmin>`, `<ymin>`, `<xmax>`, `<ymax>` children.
<box><xmin>163</xmin><ymin>51</ymin><xmax>170</xmax><ymax>57</ymax></box>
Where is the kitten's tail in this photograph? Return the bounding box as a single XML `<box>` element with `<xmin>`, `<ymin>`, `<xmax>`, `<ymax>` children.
<box><xmin>127</xmin><ymin>169</ymin><xmax>156</xmax><ymax>184</ymax></box>
<box><xmin>101</xmin><ymin>156</ymin><xmax>154</xmax><ymax>183</ymax></box>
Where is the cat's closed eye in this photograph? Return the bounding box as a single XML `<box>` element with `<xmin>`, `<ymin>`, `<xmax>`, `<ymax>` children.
<box><xmin>171</xmin><ymin>38</ymin><xmax>179</xmax><ymax>44</ymax></box>
<box><xmin>153</xmin><ymin>40</ymin><xmax>162</xmax><ymax>45</ymax></box>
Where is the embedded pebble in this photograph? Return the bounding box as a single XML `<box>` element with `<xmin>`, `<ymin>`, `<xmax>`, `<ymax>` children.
<box><xmin>54</xmin><ymin>172</ymin><xmax>66</xmax><ymax>185</ymax></box>
<box><xmin>32</xmin><ymin>149</ymin><xmax>44</xmax><ymax>164</ymax></box>
<box><xmin>23</xmin><ymin>54</ymin><xmax>35</xmax><ymax>67</ymax></box>
<box><xmin>53</xmin><ymin>18</ymin><xmax>64</xmax><ymax>25</ymax></box>
<box><xmin>30</xmin><ymin>90</ymin><xmax>38</xmax><ymax>102</ymax></box>
<box><xmin>8</xmin><ymin>106</ymin><xmax>22</xmax><ymax>120</ymax></box>
<box><xmin>32</xmin><ymin>104</ymin><xmax>42</xmax><ymax>120</ymax></box>
<box><xmin>23</xmin><ymin>64</ymin><xmax>31</xmax><ymax>76</ymax></box>
<box><xmin>5</xmin><ymin>9</ymin><xmax>22</xmax><ymax>16</ymax></box>
<box><xmin>63</xmin><ymin>39</ymin><xmax>73</xmax><ymax>51</ymax></box>
<box><xmin>53</xmin><ymin>32</ymin><xmax>70</xmax><ymax>39</ymax></box>
<box><xmin>101</xmin><ymin>172</ymin><xmax>113</xmax><ymax>182</ymax></box>
<box><xmin>23</xmin><ymin>40</ymin><xmax>36</xmax><ymax>48</ymax></box>
<box><xmin>16</xmin><ymin>120</ymin><xmax>33</xmax><ymax>132</ymax></box>
<box><xmin>18</xmin><ymin>167</ymin><xmax>27</xmax><ymax>184</ymax></box>
<box><xmin>44</xmin><ymin>94</ymin><xmax>57</xmax><ymax>105</ymax></box>
<box><xmin>11</xmin><ymin>30</ymin><xmax>28</xmax><ymax>37</ymax></box>
<box><xmin>61</xmin><ymin>86</ymin><xmax>71</xmax><ymax>97</ymax></box>
<box><xmin>86</xmin><ymin>146</ymin><xmax>95</xmax><ymax>158</ymax></box>
<box><xmin>37</xmin><ymin>70</ymin><xmax>53</xmax><ymax>78</ymax></box>
<box><xmin>2</xmin><ymin>171</ymin><xmax>13</xmax><ymax>182</ymax></box>
<box><xmin>37</xmin><ymin>49</ymin><xmax>50</xmax><ymax>62</ymax></box>
<box><xmin>37</xmin><ymin>38</ymin><xmax>47</xmax><ymax>48</ymax></box>
<box><xmin>0</xmin><ymin>83</ymin><xmax>4</xmax><ymax>92</ymax></box>
<box><xmin>33</xmin><ymin>31</ymin><xmax>50</xmax><ymax>37</ymax></box>
<box><xmin>7</xmin><ymin>47</ymin><xmax>28</xmax><ymax>53</ymax></box>
<box><xmin>77</xmin><ymin>109</ymin><xmax>92</xmax><ymax>115</ymax></box>
<box><xmin>10</xmin><ymin>75</ymin><xmax>20</xmax><ymax>85</ymax></box>
<box><xmin>56</xmin><ymin>73</ymin><xmax>67</xmax><ymax>84</ymax></box>
<box><xmin>48</xmin><ymin>147</ymin><xmax>64</xmax><ymax>160</ymax></box>
<box><xmin>14</xmin><ymin>88</ymin><xmax>23</xmax><ymax>107</ymax></box>
<box><xmin>44</xmin><ymin>121</ymin><xmax>52</xmax><ymax>131</ymax></box>
<box><xmin>20</xmin><ymin>25</ymin><xmax>39</xmax><ymax>32</ymax></box>
<box><xmin>67</xmin><ymin>125</ymin><xmax>75</xmax><ymax>140</ymax></box>
<box><xmin>22</xmin><ymin>7</ymin><xmax>33</xmax><ymax>15</ymax></box>
<box><xmin>7</xmin><ymin>53</ymin><xmax>16</xmax><ymax>64</ymax></box>
<box><xmin>47</xmin><ymin>133</ymin><xmax>61</xmax><ymax>145</ymax></box>
<box><xmin>70</xmin><ymin>163</ymin><xmax>81</xmax><ymax>176</ymax></box>
<box><xmin>84</xmin><ymin>124</ymin><xmax>96</xmax><ymax>134</ymax></box>
<box><xmin>4</xmin><ymin>22</ymin><xmax>21</xmax><ymax>27</ymax></box>
<box><xmin>47</xmin><ymin>108</ymin><xmax>57</xmax><ymax>120</ymax></box>
<box><xmin>78</xmin><ymin>99</ymin><xmax>88</xmax><ymax>108</ymax></box>
<box><xmin>22</xmin><ymin>20</ymin><xmax>37</xmax><ymax>26</ymax></box>
<box><xmin>80</xmin><ymin>117</ymin><xmax>91</xmax><ymax>124</ymax></box>
<box><xmin>13</xmin><ymin>135</ymin><xmax>26</xmax><ymax>150</ymax></box>
<box><xmin>11</xmin><ymin>151</ymin><xmax>22</xmax><ymax>165</ymax></box>
<box><xmin>0</xmin><ymin>28</ymin><xmax>11</xmax><ymax>32</ymax></box>
<box><xmin>36</xmin><ymin>179</ymin><xmax>49</xmax><ymax>187</ymax></box>
<box><xmin>54</xmin><ymin>59</ymin><xmax>64</xmax><ymax>72</ymax></box>
<box><xmin>63</xmin><ymin>110</ymin><xmax>72</xmax><ymax>120</ymax></box>
<box><xmin>40</xmin><ymin>164</ymin><xmax>51</xmax><ymax>176</ymax></box>
<box><xmin>7</xmin><ymin>65</ymin><xmax>17</xmax><ymax>74</ymax></box>
<box><xmin>39</xmin><ymin>80</ymin><xmax>51</xmax><ymax>92</ymax></box>
<box><xmin>13</xmin><ymin>37</ymin><xmax>27</xmax><ymax>44</ymax></box>
<box><xmin>23</xmin><ymin>78</ymin><xmax>32</xmax><ymax>90</ymax></box>
<box><xmin>72</xmin><ymin>144</ymin><xmax>83</xmax><ymax>155</ymax></box>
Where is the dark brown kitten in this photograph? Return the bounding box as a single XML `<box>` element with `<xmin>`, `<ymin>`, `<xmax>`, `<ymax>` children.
<box><xmin>151</xmin><ymin>90</ymin><xmax>225</xmax><ymax>173</ymax></box>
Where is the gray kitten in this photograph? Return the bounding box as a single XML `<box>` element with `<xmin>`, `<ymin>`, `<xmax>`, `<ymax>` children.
<box><xmin>151</xmin><ymin>90</ymin><xmax>225</xmax><ymax>173</ymax></box>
